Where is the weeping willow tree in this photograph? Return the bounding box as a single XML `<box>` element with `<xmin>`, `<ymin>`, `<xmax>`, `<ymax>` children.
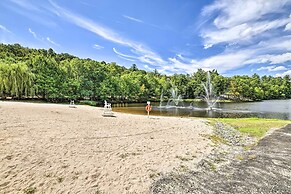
<box><xmin>0</xmin><ymin>61</ymin><xmax>35</xmax><ymax>98</ymax></box>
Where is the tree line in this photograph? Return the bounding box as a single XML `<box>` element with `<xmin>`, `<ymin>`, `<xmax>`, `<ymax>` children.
<box><xmin>0</xmin><ymin>43</ymin><xmax>290</xmax><ymax>102</ymax></box>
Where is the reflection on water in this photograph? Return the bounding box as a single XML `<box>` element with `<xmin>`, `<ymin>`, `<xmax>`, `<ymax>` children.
<box><xmin>113</xmin><ymin>99</ymin><xmax>291</xmax><ymax>120</ymax></box>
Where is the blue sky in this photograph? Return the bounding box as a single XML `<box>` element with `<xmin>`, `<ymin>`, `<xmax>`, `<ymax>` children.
<box><xmin>0</xmin><ymin>0</ymin><xmax>291</xmax><ymax>77</ymax></box>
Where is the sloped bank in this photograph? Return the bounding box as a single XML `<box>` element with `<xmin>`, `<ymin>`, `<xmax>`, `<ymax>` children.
<box><xmin>151</xmin><ymin>123</ymin><xmax>291</xmax><ymax>194</ymax></box>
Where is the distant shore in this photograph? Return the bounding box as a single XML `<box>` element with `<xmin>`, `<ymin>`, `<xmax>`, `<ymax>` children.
<box><xmin>1</xmin><ymin>97</ymin><xmax>284</xmax><ymax>106</ymax></box>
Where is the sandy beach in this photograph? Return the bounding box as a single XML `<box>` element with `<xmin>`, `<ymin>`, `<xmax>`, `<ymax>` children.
<box><xmin>0</xmin><ymin>101</ymin><xmax>213</xmax><ymax>194</ymax></box>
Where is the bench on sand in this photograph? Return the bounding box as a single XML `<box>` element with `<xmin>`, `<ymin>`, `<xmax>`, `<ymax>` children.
<box><xmin>102</xmin><ymin>100</ymin><xmax>115</xmax><ymax>117</ymax></box>
<box><xmin>69</xmin><ymin>100</ymin><xmax>76</xmax><ymax>108</ymax></box>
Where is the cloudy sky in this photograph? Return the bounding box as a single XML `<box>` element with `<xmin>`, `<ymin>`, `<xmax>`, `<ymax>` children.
<box><xmin>0</xmin><ymin>0</ymin><xmax>291</xmax><ymax>76</ymax></box>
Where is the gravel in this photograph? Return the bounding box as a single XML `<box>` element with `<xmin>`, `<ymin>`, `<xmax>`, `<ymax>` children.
<box><xmin>151</xmin><ymin>123</ymin><xmax>291</xmax><ymax>194</ymax></box>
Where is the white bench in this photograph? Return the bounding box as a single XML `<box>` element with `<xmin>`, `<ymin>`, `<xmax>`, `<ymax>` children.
<box><xmin>104</xmin><ymin>100</ymin><xmax>111</xmax><ymax>109</ymax></box>
<box><xmin>69</xmin><ymin>100</ymin><xmax>76</xmax><ymax>108</ymax></box>
<box><xmin>103</xmin><ymin>100</ymin><xmax>114</xmax><ymax>117</ymax></box>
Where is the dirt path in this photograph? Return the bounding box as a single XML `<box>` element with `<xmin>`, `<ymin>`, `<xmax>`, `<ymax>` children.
<box><xmin>151</xmin><ymin>124</ymin><xmax>291</xmax><ymax>194</ymax></box>
<box><xmin>0</xmin><ymin>101</ymin><xmax>213</xmax><ymax>194</ymax></box>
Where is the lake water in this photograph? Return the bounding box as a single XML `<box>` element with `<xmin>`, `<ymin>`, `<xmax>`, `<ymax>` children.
<box><xmin>113</xmin><ymin>99</ymin><xmax>291</xmax><ymax>120</ymax></box>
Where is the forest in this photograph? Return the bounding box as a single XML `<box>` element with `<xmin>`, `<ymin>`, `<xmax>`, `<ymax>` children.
<box><xmin>0</xmin><ymin>43</ymin><xmax>290</xmax><ymax>103</ymax></box>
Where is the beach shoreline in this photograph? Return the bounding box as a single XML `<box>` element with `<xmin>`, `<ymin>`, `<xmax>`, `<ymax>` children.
<box><xmin>0</xmin><ymin>101</ymin><xmax>213</xmax><ymax>193</ymax></box>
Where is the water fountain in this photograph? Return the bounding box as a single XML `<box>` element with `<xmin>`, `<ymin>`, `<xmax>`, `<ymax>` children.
<box><xmin>159</xmin><ymin>90</ymin><xmax>164</xmax><ymax>107</ymax></box>
<box><xmin>201</xmin><ymin>72</ymin><xmax>219</xmax><ymax>110</ymax></box>
<box><xmin>115</xmin><ymin>72</ymin><xmax>290</xmax><ymax>120</ymax></box>
<box><xmin>158</xmin><ymin>78</ymin><xmax>184</xmax><ymax>108</ymax></box>
<box><xmin>167</xmin><ymin>86</ymin><xmax>183</xmax><ymax>107</ymax></box>
<box><xmin>157</xmin><ymin>73</ymin><xmax>219</xmax><ymax>112</ymax></box>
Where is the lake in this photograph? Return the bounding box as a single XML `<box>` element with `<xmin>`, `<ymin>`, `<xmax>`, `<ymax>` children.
<box><xmin>113</xmin><ymin>99</ymin><xmax>291</xmax><ymax>120</ymax></box>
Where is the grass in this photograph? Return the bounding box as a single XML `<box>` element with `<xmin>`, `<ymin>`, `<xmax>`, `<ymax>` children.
<box><xmin>79</xmin><ymin>100</ymin><xmax>97</xmax><ymax>106</ymax></box>
<box><xmin>210</xmin><ymin>118</ymin><xmax>290</xmax><ymax>138</ymax></box>
<box><xmin>206</xmin><ymin>161</ymin><xmax>217</xmax><ymax>172</ymax></box>
<box><xmin>208</xmin><ymin>134</ymin><xmax>229</xmax><ymax>145</ymax></box>
<box><xmin>248</xmin><ymin>154</ymin><xmax>257</xmax><ymax>160</ymax></box>
<box><xmin>235</xmin><ymin>154</ymin><xmax>244</xmax><ymax>161</ymax></box>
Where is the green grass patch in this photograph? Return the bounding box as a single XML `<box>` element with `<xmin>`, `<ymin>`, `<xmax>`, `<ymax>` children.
<box><xmin>79</xmin><ymin>100</ymin><xmax>97</xmax><ymax>106</ymax></box>
<box><xmin>210</xmin><ymin>118</ymin><xmax>290</xmax><ymax>138</ymax></box>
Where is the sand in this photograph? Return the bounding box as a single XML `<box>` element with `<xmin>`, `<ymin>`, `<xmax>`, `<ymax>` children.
<box><xmin>0</xmin><ymin>101</ymin><xmax>213</xmax><ymax>194</ymax></box>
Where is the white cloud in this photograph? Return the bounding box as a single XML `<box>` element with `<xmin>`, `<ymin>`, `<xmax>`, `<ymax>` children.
<box><xmin>144</xmin><ymin>65</ymin><xmax>153</xmax><ymax>71</ymax></box>
<box><xmin>165</xmin><ymin>44</ymin><xmax>291</xmax><ymax>74</ymax></box>
<box><xmin>123</xmin><ymin>15</ymin><xmax>143</xmax><ymax>23</ymax></box>
<box><xmin>203</xmin><ymin>44</ymin><xmax>213</xmax><ymax>49</ymax></box>
<box><xmin>202</xmin><ymin>18</ymin><xmax>291</xmax><ymax>47</ymax></box>
<box><xmin>113</xmin><ymin>47</ymin><xmax>136</xmax><ymax>61</ymax></box>
<box><xmin>272</xmin><ymin>66</ymin><xmax>288</xmax><ymax>71</ymax></box>
<box><xmin>202</xmin><ymin>0</ymin><xmax>289</xmax><ymax>29</ymax></box>
<box><xmin>10</xmin><ymin>0</ymin><xmax>290</xmax><ymax>75</ymax></box>
<box><xmin>201</xmin><ymin>51</ymin><xmax>252</xmax><ymax>70</ymax></box>
<box><xmin>122</xmin><ymin>14</ymin><xmax>164</xmax><ymax>30</ymax></box>
<box><xmin>275</xmin><ymin>70</ymin><xmax>291</xmax><ymax>77</ymax></box>
<box><xmin>201</xmin><ymin>0</ymin><xmax>291</xmax><ymax>47</ymax></box>
<box><xmin>93</xmin><ymin>44</ymin><xmax>104</xmax><ymax>50</ymax></box>
<box><xmin>194</xmin><ymin>0</ymin><xmax>291</xmax><ymax>75</ymax></box>
<box><xmin>49</xmin><ymin>1</ymin><xmax>164</xmax><ymax>66</ymax></box>
<box><xmin>267</xmin><ymin>53</ymin><xmax>291</xmax><ymax>64</ymax></box>
<box><xmin>46</xmin><ymin>37</ymin><xmax>60</xmax><ymax>47</ymax></box>
<box><xmin>245</xmin><ymin>53</ymin><xmax>291</xmax><ymax>65</ymax></box>
<box><xmin>28</xmin><ymin>28</ymin><xmax>37</xmax><ymax>39</ymax></box>
<box><xmin>168</xmin><ymin>57</ymin><xmax>196</xmax><ymax>73</ymax></box>
<box><xmin>163</xmin><ymin>49</ymin><xmax>254</xmax><ymax>74</ymax></box>
<box><xmin>257</xmin><ymin>66</ymin><xmax>275</xmax><ymax>71</ymax></box>
<box><xmin>0</xmin><ymin>24</ymin><xmax>11</xmax><ymax>33</ymax></box>
<box><xmin>285</xmin><ymin>23</ymin><xmax>291</xmax><ymax>31</ymax></box>
<box><xmin>257</xmin><ymin>65</ymin><xmax>287</xmax><ymax>72</ymax></box>
<box><xmin>112</xmin><ymin>47</ymin><xmax>168</xmax><ymax>65</ymax></box>
<box><xmin>257</xmin><ymin>35</ymin><xmax>291</xmax><ymax>52</ymax></box>
<box><xmin>28</xmin><ymin>28</ymin><xmax>60</xmax><ymax>48</ymax></box>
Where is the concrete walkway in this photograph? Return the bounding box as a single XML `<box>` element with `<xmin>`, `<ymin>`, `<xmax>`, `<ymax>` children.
<box><xmin>152</xmin><ymin>124</ymin><xmax>291</xmax><ymax>194</ymax></box>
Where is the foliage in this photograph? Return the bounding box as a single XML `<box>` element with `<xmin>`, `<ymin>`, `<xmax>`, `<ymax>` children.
<box><xmin>79</xmin><ymin>100</ymin><xmax>97</xmax><ymax>106</ymax></box>
<box><xmin>0</xmin><ymin>43</ymin><xmax>290</xmax><ymax>102</ymax></box>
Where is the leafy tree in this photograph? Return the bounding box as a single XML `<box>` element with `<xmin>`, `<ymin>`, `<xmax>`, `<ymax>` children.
<box><xmin>0</xmin><ymin>61</ymin><xmax>34</xmax><ymax>98</ymax></box>
<box><xmin>0</xmin><ymin>43</ymin><xmax>289</xmax><ymax>102</ymax></box>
